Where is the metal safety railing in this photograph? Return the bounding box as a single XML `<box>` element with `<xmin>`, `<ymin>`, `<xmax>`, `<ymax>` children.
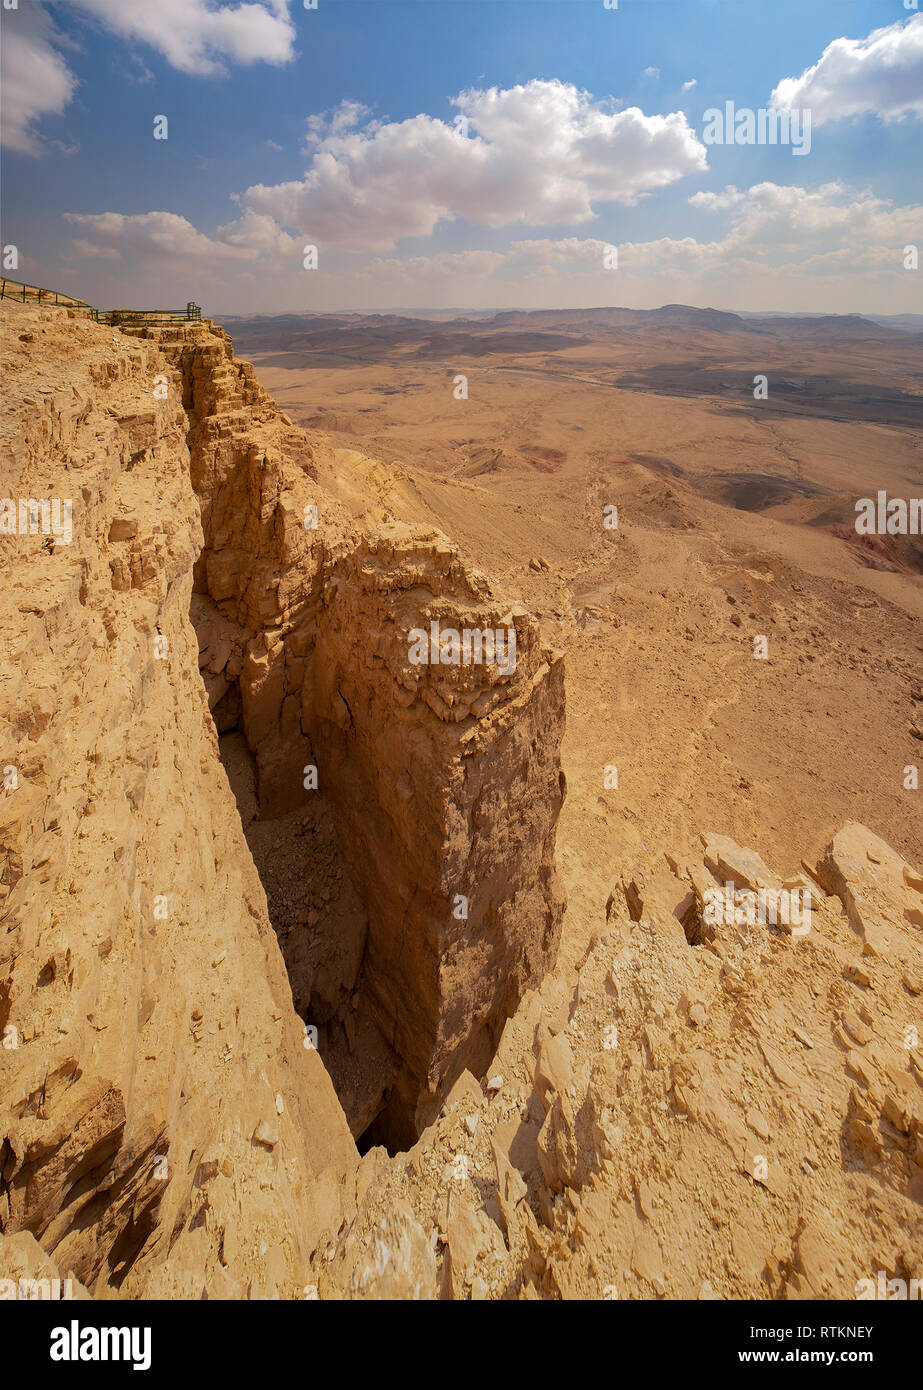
<box><xmin>91</xmin><ymin>301</ymin><xmax>203</xmax><ymax>327</ymax></box>
<box><xmin>0</xmin><ymin>279</ymin><xmax>204</xmax><ymax>326</ymax></box>
<box><xmin>0</xmin><ymin>276</ymin><xmax>90</xmax><ymax>308</ymax></box>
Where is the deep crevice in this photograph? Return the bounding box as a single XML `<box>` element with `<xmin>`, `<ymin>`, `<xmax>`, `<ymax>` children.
<box><xmin>172</xmin><ymin>325</ymin><xmax>565</xmax><ymax>1157</ymax></box>
<box><xmin>215</xmin><ymin>727</ymin><xmax>402</xmax><ymax>1150</ymax></box>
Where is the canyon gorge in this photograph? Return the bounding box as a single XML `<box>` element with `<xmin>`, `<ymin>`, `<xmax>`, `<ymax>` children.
<box><xmin>1</xmin><ymin>301</ymin><xmax>920</xmax><ymax>1301</ymax></box>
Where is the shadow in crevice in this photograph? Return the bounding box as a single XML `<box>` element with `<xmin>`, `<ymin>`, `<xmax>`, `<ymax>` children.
<box><xmin>216</xmin><ymin>731</ymin><xmax>401</xmax><ymax>1148</ymax></box>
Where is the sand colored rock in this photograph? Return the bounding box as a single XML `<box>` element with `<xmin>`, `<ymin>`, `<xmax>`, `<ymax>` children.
<box><xmin>3</xmin><ymin>299</ymin><xmax>920</xmax><ymax>1304</ymax></box>
<box><xmin>702</xmin><ymin>833</ymin><xmax>783</xmax><ymax>893</ymax></box>
<box><xmin>0</xmin><ymin>301</ymin><xmax>567</xmax><ymax>1295</ymax></box>
<box><xmin>311</xmin><ymin>824</ymin><xmax>921</xmax><ymax>1300</ymax></box>
<box><xmin>0</xmin><ymin>305</ymin><xmax>356</xmax><ymax>1298</ymax></box>
<box><xmin>309</xmin><ymin>525</ymin><xmax>566</xmax><ymax>1144</ymax></box>
<box><xmin>0</xmin><ymin>1230</ymin><xmax>90</xmax><ymax>1301</ymax></box>
<box><xmin>815</xmin><ymin>821</ymin><xmax>923</xmax><ymax>959</ymax></box>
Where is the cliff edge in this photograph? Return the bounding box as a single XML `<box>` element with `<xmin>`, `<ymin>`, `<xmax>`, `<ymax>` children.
<box><xmin>0</xmin><ymin>302</ymin><xmax>566</xmax><ymax>1295</ymax></box>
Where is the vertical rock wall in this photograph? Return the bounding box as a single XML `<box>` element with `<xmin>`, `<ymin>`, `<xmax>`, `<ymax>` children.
<box><xmin>0</xmin><ymin>301</ymin><xmax>566</xmax><ymax>1301</ymax></box>
<box><xmin>0</xmin><ymin>306</ymin><xmax>356</xmax><ymax>1298</ymax></box>
<box><xmin>156</xmin><ymin>321</ymin><xmax>567</xmax><ymax>1145</ymax></box>
<box><xmin>311</xmin><ymin>528</ymin><xmax>566</xmax><ymax>1144</ymax></box>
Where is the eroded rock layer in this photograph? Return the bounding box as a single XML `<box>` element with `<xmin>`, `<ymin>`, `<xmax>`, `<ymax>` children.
<box><xmin>312</xmin><ymin>530</ymin><xmax>566</xmax><ymax>1144</ymax></box>
<box><xmin>150</xmin><ymin>319</ymin><xmax>566</xmax><ymax>1146</ymax></box>
<box><xmin>0</xmin><ymin>307</ymin><xmax>356</xmax><ymax>1298</ymax></box>
<box><xmin>313</xmin><ymin>822</ymin><xmax>922</xmax><ymax>1302</ymax></box>
<box><xmin>0</xmin><ymin>302</ymin><xmax>567</xmax><ymax>1293</ymax></box>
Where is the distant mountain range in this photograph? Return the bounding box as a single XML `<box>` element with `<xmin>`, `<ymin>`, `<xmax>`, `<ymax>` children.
<box><xmin>221</xmin><ymin>303</ymin><xmax>923</xmax><ymax>339</ymax></box>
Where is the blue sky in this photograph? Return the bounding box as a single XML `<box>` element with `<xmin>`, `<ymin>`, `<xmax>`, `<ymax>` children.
<box><xmin>2</xmin><ymin>0</ymin><xmax>921</xmax><ymax>314</ymax></box>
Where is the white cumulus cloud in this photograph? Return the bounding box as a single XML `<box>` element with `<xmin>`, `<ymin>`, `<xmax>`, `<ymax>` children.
<box><xmin>770</xmin><ymin>13</ymin><xmax>923</xmax><ymax>124</ymax></box>
<box><xmin>64</xmin><ymin>211</ymin><xmax>257</xmax><ymax>262</ymax></box>
<box><xmin>65</xmin><ymin>0</ymin><xmax>297</xmax><ymax>78</ymax></box>
<box><xmin>714</xmin><ymin>181</ymin><xmax>921</xmax><ymax>254</ymax></box>
<box><xmin>237</xmin><ymin>81</ymin><xmax>708</xmax><ymax>253</ymax></box>
<box><xmin>69</xmin><ymin>237</ymin><xmax>122</xmax><ymax>261</ymax></box>
<box><xmin>214</xmin><ymin>208</ymin><xmax>300</xmax><ymax>256</ymax></box>
<box><xmin>3</xmin><ymin>1</ymin><xmax>298</xmax><ymax>155</ymax></box>
<box><xmin>491</xmin><ymin>183</ymin><xmax>921</xmax><ymax>280</ymax></box>
<box><xmin>1</xmin><ymin>5</ymin><xmax>77</xmax><ymax>155</ymax></box>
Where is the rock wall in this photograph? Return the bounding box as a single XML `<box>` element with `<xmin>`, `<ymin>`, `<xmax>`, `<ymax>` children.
<box><xmin>149</xmin><ymin>321</ymin><xmax>566</xmax><ymax>1147</ymax></box>
<box><xmin>0</xmin><ymin>305</ymin><xmax>356</xmax><ymax>1298</ymax></box>
<box><xmin>312</xmin><ymin>528</ymin><xmax>566</xmax><ymax>1144</ymax></box>
<box><xmin>0</xmin><ymin>301</ymin><xmax>567</xmax><ymax>1294</ymax></box>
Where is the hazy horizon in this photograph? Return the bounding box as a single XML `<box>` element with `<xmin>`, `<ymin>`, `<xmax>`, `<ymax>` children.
<box><xmin>213</xmin><ymin>303</ymin><xmax>923</xmax><ymax>325</ymax></box>
<box><xmin>2</xmin><ymin>1</ymin><xmax>921</xmax><ymax>318</ymax></box>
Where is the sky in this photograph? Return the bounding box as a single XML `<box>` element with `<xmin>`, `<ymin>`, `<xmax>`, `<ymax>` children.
<box><xmin>1</xmin><ymin>0</ymin><xmax>921</xmax><ymax>316</ymax></box>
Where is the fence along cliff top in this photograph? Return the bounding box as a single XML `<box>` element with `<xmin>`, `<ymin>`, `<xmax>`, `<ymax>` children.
<box><xmin>0</xmin><ymin>277</ymin><xmax>90</xmax><ymax>309</ymax></box>
<box><xmin>0</xmin><ymin>277</ymin><xmax>202</xmax><ymax>326</ymax></box>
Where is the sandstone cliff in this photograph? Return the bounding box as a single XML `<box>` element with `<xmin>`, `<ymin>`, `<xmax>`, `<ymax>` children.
<box><xmin>313</xmin><ymin>821</ymin><xmax>921</xmax><ymax>1301</ymax></box>
<box><xmin>0</xmin><ymin>302</ymin><xmax>566</xmax><ymax>1294</ymax></box>
<box><xmin>3</xmin><ymin>301</ymin><xmax>919</xmax><ymax>1304</ymax></box>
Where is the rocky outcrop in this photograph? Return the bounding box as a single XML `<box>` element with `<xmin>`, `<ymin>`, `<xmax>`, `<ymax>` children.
<box><xmin>0</xmin><ymin>301</ymin><xmax>567</xmax><ymax>1293</ymax></box>
<box><xmin>0</xmin><ymin>306</ymin><xmax>356</xmax><ymax>1297</ymax></box>
<box><xmin>146</xmin><ymin>318</ymin><xmax>566</xmax><ymax>1148</ymax></box>
<box><xmin>312</xmin><ymin>528</ymin><xmax>565</xmax><ymax>1144</ymax></box>
<box><xmin>0</xmin><ymin>1230</ymin><xmax>91</xmax><ymax>1301</ymax></box>
<box><xmin>314</xmin><ymin>822</ymin><xmax>921</xmax><ymax>1301</ymax></box>
<box><xmin>816</xmin><ymin>821</ymin><xmax>923</xmax><ymax>959</ymax></box>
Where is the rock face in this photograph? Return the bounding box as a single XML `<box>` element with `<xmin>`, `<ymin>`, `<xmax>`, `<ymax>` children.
<box><xmin>149</xmin><ymin>320</ymin><xmax>566</xmax><ymax>1149</ymax></box>
<box><xmin>816</xmin><ymin>821</ymin><xmax>923</xmax><ymax>958</ymax></box>
<box><xmin>312</xmin><ymin>528</ymin><xmax>565</xmax><ymax>1143</ymax></box>
<box><xmin>0</xmin><ymin>302</ymin><xmax>566</xmax><ymax>1292</ymax></box>
<box><xmin>315</xmin><ymin>823</ymin><xmax>920</xmax><ymax>1302</ymax></box>
<box><xmin>0</xmin><ymin>307</ymin><xmax>356</xmax><ymax>1297</ymax></box>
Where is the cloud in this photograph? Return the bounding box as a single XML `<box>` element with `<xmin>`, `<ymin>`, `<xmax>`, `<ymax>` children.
<box><xmin>120</xmin><ymin>52</ymin><xmax>155</xmax><ymax>85</ymax></box>
<box><xmin>364</xmin><ymin>184</ymin><xmax>921</xmax><ymax>284</ymax></box>
<box><xmin>502</xmin><ymin>237</ymin><xmax>613</xmax><ymax>269</ymax></box>
<box><xmin>57</xmin><ymin>189</ymin><xmax>922</xmax><ymax>314</ymax></box>
<box><xmin>641</xmin><ymin>181</ymin><xmax>923</xmax><ymax>285</ymax></box>
<box><xmin>615</xmin><ymin>235</ymin><xmax>728</xmax><ymax>270</ymax></box>
<box><xmin>66</xmin><ymin>180</ymin><xmax>919</xmax><ymax>302</ymax></box>
<box><xmin>2</xmin><ymin>1</ymin><xmax>297</xmax><ymax>154</ymax></box>
<box><xmin>304</xmin><ymin>100</ymin><xmax>372</xmax><ymax>147</ymax></box>
<box><xmin>237</xmin><ymin>81</ymin><xmax>708</xmax><ymax>253</ymax></box>
<box><xmin>770</xmin><ymin>14</ymin><xmax>923</xmax><ymax>123</ymax></box>
<box><xmin>681</xmin><ymin>79</ymin><xmax>697</xmax><ymax>92</ymax></box>
<box><xmin>63</xmin><ymin>211</ymin><xmax>258</xmax><ymax>262</ymax></box>
<box><xmin>214</xmin><ymin>208</ymin><xmax>300</xmax><ymax>256</ymax></box>
<box><xmin>266</xmin><ymin>139</ymin><xmax>283</xmax><ymax>151</ymax></box>
<box><xmin>363</xmin><ymin>238</ymin><xmax>614</xmax><ymax>283</ymax></box>
<box><xmin>0</xmin><ymin>5</ymin><xmax>78</xmax><ymax>155</ymax></box>
<box><xmin>65</xmin><ymin>0</ymin><xmax>297</xmax><ymax>78</ymax></box>
<box><xmin>69</xmin><ymin>238</ymin><xmax>122</xmax><ymax>261</ymax></box>
<box><xmin>642</xmin><ymin>67</ymin><xmax>660</xmax><ymax>79</ymax></box>
<box><xmin>474</xmin><ymin>185</ymin><xmax>918</xmax><ymax>288</ymax></box>
<box><xmin>361</xmin><ymin>249</ymin><xmax>507</xmax><ymax>282</ymax></box>
<box><xmin>689</xmin><ymin>185</ymin><xmax>747</xmax><ymax>211</ymax></box>
<box><xmin>707</xmin><ymin>181</ymin><xmax>921</xmax><ymax>255</ymax></box>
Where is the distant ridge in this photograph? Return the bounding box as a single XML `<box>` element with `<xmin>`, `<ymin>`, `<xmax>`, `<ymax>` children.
<box><xmin>221</xmin><ymin>303</ymin><xmax>912</xmax><ymax>341</ymax></box>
